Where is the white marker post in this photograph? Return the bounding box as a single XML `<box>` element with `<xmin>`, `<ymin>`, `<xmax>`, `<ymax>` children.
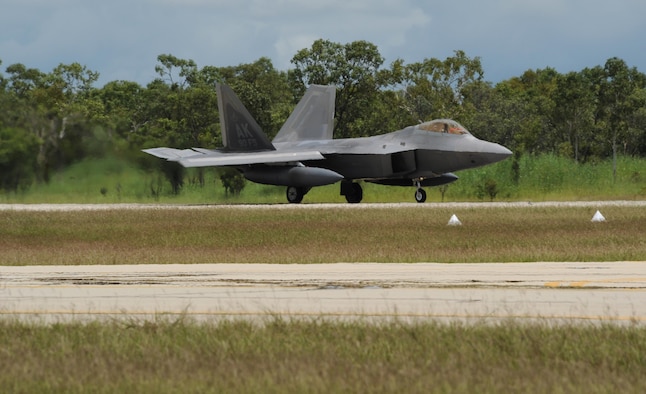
<box><xmin>448</xmin><ymin>214</ymin><xmax>462</xmax><ymax>226</ymax></box>
<box><xmin>591</xmin><ymin>210</ymin><xmax>606</xmax><ymax>222</ymax></box>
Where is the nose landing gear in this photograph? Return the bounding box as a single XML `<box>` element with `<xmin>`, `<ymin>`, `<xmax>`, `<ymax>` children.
<box><xmin>414</xmin><ymin>188</ymin><xmax>427</xmax><ymax>203</ymax></box>
<box><xmin>414</xmin><ymin>180</ymin><xmax>427</xmax><ymax>203</ymax></box>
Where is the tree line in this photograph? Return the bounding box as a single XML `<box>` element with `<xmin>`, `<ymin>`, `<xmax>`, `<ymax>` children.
<box><xmin>1</xmin><ymin>39</ymin><xmax>645</xmax><ymax>193</ymax></box>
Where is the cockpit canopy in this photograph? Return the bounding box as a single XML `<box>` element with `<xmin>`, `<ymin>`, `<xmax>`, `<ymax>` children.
<box><xmin>416</xmin><ymin>119</ymin><xmax>470</xmax><ymax>135</ymax></box>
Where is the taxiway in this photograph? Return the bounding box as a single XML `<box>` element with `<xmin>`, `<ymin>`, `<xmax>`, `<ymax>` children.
<box><xmin>2</xmin><ymin>262</ymin><xmax>646</xmax><ymax>325</ymax></box>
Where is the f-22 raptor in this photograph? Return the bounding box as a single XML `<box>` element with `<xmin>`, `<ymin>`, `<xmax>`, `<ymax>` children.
<box><xmin>144</xmin><ymin>84</ymin><xmax>511</xmax><ymax>203</ymax></box>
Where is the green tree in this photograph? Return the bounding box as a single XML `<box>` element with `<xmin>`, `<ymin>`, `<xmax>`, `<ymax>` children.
<box><xmin>3</xmin><ymin>62</ymin><xmax>102</xmax><ymax>181</ymax></box>
<box><xmin>627</xmin><ymin>88</ymin><xmax>646</xmax><ymax>156</ymax></box>
<box><xmin>137</xmin><ymin>54</ymin><xmax>222</xmax><ymax>194</ymax></box>
<box><xmin>154</xmin><ymin>54</ymin><xmax>196</xmax><ymax>89</ymax></box>
<box><xmin>47</xmin><ymin>63</ymin><xmax>103</xmax><ymax>162</ymax></box>
<box><xmin>97</xmin><ymin>80</ymin><xmax>147</xmax><ymax>148</ymax></box>
<box><xmin>403</xmin><ymin>50</ymin><xmax>484</xmax><ymax>121</ymax></box>
<box><xmin>552</xmin><ymin>71</ymin><xmax>596</xmax><ymax>161</ymax></box>
<box><xmin>5</xmin><ymin>63</ymin><xmax>45</xmax><ymax>97</ymax></box>
<box><xmin>493</xmin><ymin>68</ymin><xmax>558</xmax><ymax>155</ymax></box>
<box><xmin>461</xmin><ymin>81</ymin><xmax>520</xmax><ymax>148</ymax></box>
<box><xmin>598</xmin><ymin>58</ymin><xmax>646</xmax><ymax>179</ymax></box>
<box><xmin>290</xmin><ymin>39</ymin><xmax>388</xmax><ymax>138</ymax></box>
<box><xmin>0</xmin><ymin>127</ymin><xmax>41</xmax><ymax>192</ymax></box>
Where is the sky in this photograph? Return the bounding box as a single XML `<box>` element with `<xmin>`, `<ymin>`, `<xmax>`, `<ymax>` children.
<box><xmin>1</xmin><ymin>0</ymin><xmax>645</xmax><ymax>87</ymax></box>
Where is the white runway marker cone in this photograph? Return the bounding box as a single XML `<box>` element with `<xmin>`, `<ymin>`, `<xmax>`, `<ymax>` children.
<box><xmin>591</xmin><ymin>210</ymin><xmax>606</xmax><ymax>222</ymax></box>
<box><xmin>448</xmin><ymin>214</ymin><xmax>462</xmax><ymax>226</ymax></box>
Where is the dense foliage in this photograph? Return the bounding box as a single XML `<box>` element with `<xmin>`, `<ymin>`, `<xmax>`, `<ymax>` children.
<box><xmin>1</xmin><ymin>40</ymin><xmax>645</xmax><ymax>194</ymax></box>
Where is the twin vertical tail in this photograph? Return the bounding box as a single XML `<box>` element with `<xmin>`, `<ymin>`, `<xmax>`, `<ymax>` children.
<box><xmin>216</xmin><ymin>84</ymin><xmax>275</xmax><ymax>152</ymax></box>
<box><xmin>273</xmin><ymin>85</ymin><xmax>336</xmax><ymax>143</ymax></box>
<box><xmin>216</xmin><ymin>83</ymin><xmax>336</xmax><ymax>151</ymax></box>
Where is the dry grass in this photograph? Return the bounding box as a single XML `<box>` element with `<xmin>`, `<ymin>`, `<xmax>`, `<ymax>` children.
<box><xmin>1</xmin><ymin>206</ymin><xmax>644</xmax><ymax>265</ymax></box>
<box><xmin>1</xmin><ymin>318</ymin><xmax>646</xmax><ymax>393</ymax></box>
<box><xmin>3</xmin><ymin>206</ymin><xmax>646</xmax><ymax>392</ymax></box>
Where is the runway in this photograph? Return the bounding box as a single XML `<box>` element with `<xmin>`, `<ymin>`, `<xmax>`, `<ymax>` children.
<box><xmin>3</xmin><ymin>262</ymin><xmax>646</xmax><ymax>325</ymax></box>
<box><xmin>2</xmin><ymin>200</ymin><xmax>646</xmax><ymax>211</ymax></box>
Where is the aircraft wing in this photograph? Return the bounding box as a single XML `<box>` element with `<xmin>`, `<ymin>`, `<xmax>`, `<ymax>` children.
<box><xmin>142</xmin><ymin>147</ymin><xmax>325</xmax><ymax>168</ymax></box>
<box><xmin>142</xmin><ymin>147</ymin><xmax>203</xmax><ymax>161</ymax></box>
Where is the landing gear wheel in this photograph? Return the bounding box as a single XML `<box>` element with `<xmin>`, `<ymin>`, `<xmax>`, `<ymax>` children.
<box><xmin>415</xmin><ymin>188</ymin><xmax>427</xmax><ymax>203</ymax></box>
<box><xmin>345</xmin><ymin>183</ymin><xmax>363</xmax><ymax>204</ymax></box>
<box><xmin>286</xmin><ymin>186</ymin><xmax>304</xmax><ymax>203</ymax></box>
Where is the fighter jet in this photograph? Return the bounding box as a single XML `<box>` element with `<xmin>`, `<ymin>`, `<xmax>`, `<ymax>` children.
<box><xmin>143</xmin><ymin>83</ymin><xmax>512</xmax><ymax>203</ymax></box>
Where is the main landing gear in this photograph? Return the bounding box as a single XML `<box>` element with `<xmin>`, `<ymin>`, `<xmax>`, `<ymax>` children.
<box><xmin>340</xmin><ymin>180</ymin><xmax>363</xmax><ymax>203</ymax></box>
<box><xmin>286</xmin><ymin>186</ymin><xmax>309</xmax><ymax>203</ymax></box>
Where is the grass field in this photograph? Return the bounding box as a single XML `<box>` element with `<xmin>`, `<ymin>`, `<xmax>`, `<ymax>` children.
<box><xmin>1</xmin><ymin>205</ymin><xmax>645</xmax><ymax>265</ymax></box>
<box><xmin>2</xmin><ymin>318</ymin><xmax>646</xmax><ymax>393</ymax></box>
<box><xmin>2</xmin><ymin>177</ymin><xmax>646</xmax><ymax>391</ymax></box>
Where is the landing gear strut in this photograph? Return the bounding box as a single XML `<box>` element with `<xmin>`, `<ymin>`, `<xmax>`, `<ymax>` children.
<box><xmin>414</xmin><ymin>180</ymin><xmax>427</xmax><ymax>203</ymax></box>
<box><xmin>340</xmin><ymin>180</ymin><xmax>363</xmax><ymax>203</ymax></box>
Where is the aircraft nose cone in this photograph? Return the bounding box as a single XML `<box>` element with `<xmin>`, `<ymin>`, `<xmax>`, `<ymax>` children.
<box><xmin>471</xmin><ymin>141</ymin><xmax>512</xmax><ymax>167</ymax></box>
<box><xmin>494</xmin><ymin>143</ymin><xmax>513</xmax><ymax>158</ymax></box>
<box><xmin>486</xmin><ymin>143</ymin><xmax>512</xmax><ymax>164</ymax></box>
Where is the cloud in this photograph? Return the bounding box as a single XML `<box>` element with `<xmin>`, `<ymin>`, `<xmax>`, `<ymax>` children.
<box><xmin>1</xmin><ymin>0</ymin><xmax>644</xmax><ymax>86</ymax></box>
<box><xmin>267</xmin><ymin>0</ymin><xmax>431</xmax><ymax>68</ymax></box>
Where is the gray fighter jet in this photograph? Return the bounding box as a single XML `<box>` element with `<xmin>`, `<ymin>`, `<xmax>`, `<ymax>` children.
<box><xmin>143</xmin><ymin>83</ymin><xmax>512</xmax><ymax>203</ymax></box>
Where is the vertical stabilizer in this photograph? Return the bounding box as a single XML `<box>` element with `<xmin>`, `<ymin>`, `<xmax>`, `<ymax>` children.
<box><xmin>217</xmin><ymin>84</ymin><xmax>275</xmax><ymax>152</ymax></box>
<box><xmin>273</xmin><ymin>85</ymin><xmax>336</xmax><ymax>143</ymax></box>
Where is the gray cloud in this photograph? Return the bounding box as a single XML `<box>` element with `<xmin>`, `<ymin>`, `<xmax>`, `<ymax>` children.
<box><xmin>1</xmin><ymin>0</ymin><xmax>644</xmax><ymax>86</ymax></box>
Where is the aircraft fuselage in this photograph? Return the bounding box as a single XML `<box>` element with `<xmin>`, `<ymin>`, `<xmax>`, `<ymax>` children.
<box><xmin>274</xmin><ymin>126</ymin><xmax>511</xmax><ymax>182</ymax></box>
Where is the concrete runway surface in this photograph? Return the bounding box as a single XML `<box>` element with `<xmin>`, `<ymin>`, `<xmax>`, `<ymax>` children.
<box><xmin>3</xmin><ymin>262</ymin><xmax>646</xmax><ymax>325</ymax></box>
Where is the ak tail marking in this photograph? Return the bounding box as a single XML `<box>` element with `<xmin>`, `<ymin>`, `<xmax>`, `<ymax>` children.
<box><xmin>216</xmin><ymin>84</ymin><xmax>275</xmax><ymax>152</ymax></box>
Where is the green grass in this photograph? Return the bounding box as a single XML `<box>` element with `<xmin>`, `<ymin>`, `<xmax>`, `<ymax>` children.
<box><xmin>2</xmin><ymin>318</ymin><xmax>646</xmax><ymax>393</ymax></box>
<box><xmin>1</xmin><ymin>154</ymin><xmax>644</xmax><ymax>203</ymax></box>
<box><xmin>451</xmin><ymin>153</ymin><xmax>646</xmax><ymax>201</ymax></box>
<box><xmin>1</xmin><ymin>206</ymin><xmax>644</xmax><ymax>265</ymax></box>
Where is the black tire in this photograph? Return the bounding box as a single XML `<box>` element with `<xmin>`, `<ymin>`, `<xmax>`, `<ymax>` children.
<box><xmin>345</xmin><ymin>183</ymin><xmax>363</xmax><ymax>203</ymax></box>
<box><xmin>286</xmin><ymin>186</ymin><xmax>304</xmax><ymax>203</ymax></box>
<box><xmin>415</xmin><ymin>188</ymin><xmax>427</xmax><ymax>203</ymax></box>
